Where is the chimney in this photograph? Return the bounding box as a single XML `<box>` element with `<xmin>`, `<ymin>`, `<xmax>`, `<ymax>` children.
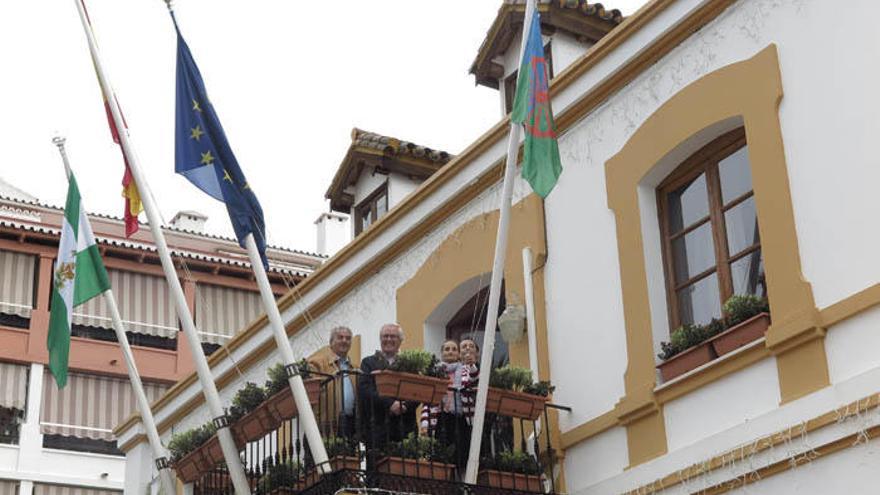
<box><xmin>315</xmin><ymin>212</ymin><xmax>350</xmax><ymax>256</ymax></box>
<box><xmin>169</xmin><ymin>210</ymin><xmax>208</xmax><ymax>234</ymax></box>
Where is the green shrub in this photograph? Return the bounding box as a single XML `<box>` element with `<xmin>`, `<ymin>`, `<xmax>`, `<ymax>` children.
<box><xmin>482</xmin><ymin>450</ymin><xmax>541</xmax><ymax>475</ymax></box>
<box><xmin>389</xmin><ymin>349</ymin><xmax>437</xmax><ymax>376</ymax></box>
<box><xmin>489</xmin><ymin>366</ymin><xmax>554</xmax><ymax>397</ymax></box>
<box><xmin>523</xmin><ymin>380</ymin><xmax>555</xmax><ymax>397</ymax></box>
<box><xmin>265</xmin><ymin>360</ymin><xmax>311</xmax><ymax>396</ymax></box>
<box><xmin>723</xmin><ymin>294</ymin><xmax>769</xmax><ymax>327</ymax></box>
<box><xmin>658</xmin><ymin>295</ymin><xmax>769</xmax><ymax>362</ymax></box>
<box><xmin>324</xmin><ymin>435</ymin><xmax>357</xmax><ymax>458</ymax></box>
<box><xmin>385</xmin><ymin>432</ymin><xmax>453</xmax><ymax>463</ymax></box>
<box><xmin>167</xmin><ymin>422</ymin><xmax>216</xmax><ymax>463</ymax></box>
<box><xmin>256</xmin><ymin>459</ymin><xmax>302</xmax><ymax>495</ymax></box>
<box><xmin>228</xmin><ymin>382</ymin><xmax>267</xmax><ymax>423</ymax></box>
<box><xmin>658</xmin><ymin>318</ymin><xmax>725</xmax><ymax>361</ymax></box>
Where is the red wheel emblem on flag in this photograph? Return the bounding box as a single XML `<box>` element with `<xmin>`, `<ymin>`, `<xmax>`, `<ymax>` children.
<box><xmin>525</xmin><ymin>56</ymin><xmax>557</xmax><ymax>140</ymax></box>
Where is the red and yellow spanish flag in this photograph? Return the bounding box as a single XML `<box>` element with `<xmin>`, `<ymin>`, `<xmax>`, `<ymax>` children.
<box><xmin>80</xmin><ymin>0</ymin><xmax>142</xmax><ymax>237</ymax></box>
<box><xmin>102</xmin><ymin>97</ymin><xmax>142</xmax><ymax>237</ymax></box>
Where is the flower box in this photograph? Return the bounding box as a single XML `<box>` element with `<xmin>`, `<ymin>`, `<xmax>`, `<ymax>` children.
<box><xmin>232</xmin><ymin>401</ymin><xmax>279</xmax><ymax>446</ymax></box>
<box><xmin>201</xmin><ymin>434</ymin><xmax>227</xmax><ymax>466</ymax></box>
<box><xmin>264</xmin><ymin>378</ymin><xmax>323</xmax><ymax>423</ymax></box>
<box><xmin>478</xmin><ymin>469</ymin><xmax>543</xmax><ymax>493</ymax></box>
<box><xmin>172</xmin><ymin>445</ymin><xmax>213</xmax><ymax>483</ymax></box>
<box><xmin>299</xmin><ymin>455</ymin><xmax>361</xmax><ymax>491</ymax></box>
<box><xmin>373</xmin><ymin>370</ymin><xmax>449</xmax><ymax>404</ymax></box>
<box><xmin>375</xmin><ymin>456</ymin><xmax>455</xmax><ymax>481</ymax></box>
<box><xmin>485</xmin><ymin>387</ymin><xmax>548</xmax><ymax>421</ymax></box>
<box><xmin>656</xmin><ymin>341</ymin><xmax>716</xmax><ymax>382</ymax></box>
<box><xmin>710</xmin><ymin>312</ymin><xmax>770</xmax><ymax>356</ymax></box>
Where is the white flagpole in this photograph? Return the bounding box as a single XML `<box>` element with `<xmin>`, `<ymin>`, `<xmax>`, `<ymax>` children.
<box><xmin>53</xmin><ymin>137</ymin><xmax>178</xmax><ymax>495</ymax></box>
<box><xmin>522</xmin><ymin>247</ymin><xmax>542</xmax><ymax>457</ymax></box>
<box><xmin>464</xmin><ymin>0</ymin><xmax>538</xmax><ymax>484</ymax></box>
<box><xmin>243</xmin><ymin>234</ymin><xmax>331</xmax><ymax>474</ymax></box>
<box><xmin>71</xmin><ymin>2</ymin><xmax>252</xmax><ymax>493</ymax></box>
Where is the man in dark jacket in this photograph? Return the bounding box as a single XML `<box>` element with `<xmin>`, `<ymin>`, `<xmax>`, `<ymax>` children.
<box><xmin>358</xmin><ymin>323</ymin><xmax>417</xmax><ymax>459</ymax></box>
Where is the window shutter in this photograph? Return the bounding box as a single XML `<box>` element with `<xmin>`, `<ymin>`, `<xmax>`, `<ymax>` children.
<box><xmin>0</xmin><ymin>250</ymin><xmax>35</xmax><ymax>318</ymax></box>
<box><xmin>0</xmin><ymin>480</ymin><xmax>17</xmax><ymax>495</ymax></box>
<box><xmin>0</xmin><ymin>361</ymin><xmax>28</xmax><ymax>410</ymax></box>
<box><xmin>40</xmin><ymin>371</ymin><xmax>169</xmax><ymax>440</ymax></box>
<box><xmin>33</xmin><ymin>484</ymin><xmax>121</xmax><ymax>495</ymax></box>
<box><xmin>71</xmin><ymin>269</ymin><xmax>178</xmax><ymax>338</ymax></box>
<box><xmin>195</xmin><ymin>284</ymin><xmax>263</xmax><ymax>344</ymax></box>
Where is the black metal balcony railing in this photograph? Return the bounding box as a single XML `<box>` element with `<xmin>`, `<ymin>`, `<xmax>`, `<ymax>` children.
<box><xmin>192</xmin><ymin>370</ymin><xmax>565</xmax><ymax>495</ymax></box>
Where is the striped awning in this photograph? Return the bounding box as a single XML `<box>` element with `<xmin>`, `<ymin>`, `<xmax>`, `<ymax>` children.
<box><xmin>0</xmin><ymin>480</ymin><xmax>17</xmax><ymax>495</ymax></box>
<box><xmin>33</xmin><ymin>484</ymin><xmax>120</xmax><ymax>495</ymax></box>
<box><xmin>195</xmin><ymin>284</ymin><xmax>263</xmax><ymax>344</ymax></box>
<box><xmin>71</xmin><ymin>269</ymin><xmax>178</xmax><ymax>338</ymax></box>
<box><xmin>0</xmin><ymin>361</ymin><xmax>28</xmax><ymax>410</ymax></box>
<box><xmin>0</xmin><ymin>249</ymin><xmax>36</xmax><ymax>319</ymax></box>
<box><xmin>40</xmin><ymin>371</ymin><xmax>169</xmax><ymax>440</ymax></box>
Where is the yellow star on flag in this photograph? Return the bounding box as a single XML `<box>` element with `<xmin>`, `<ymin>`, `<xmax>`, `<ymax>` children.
<box><xmin>192</xmin><ymin>99</ymin><xmax>203</xmax><ymax>112</ymax></box>
<box><xmin>200</xmin><ymin>150</ymin><xmax>214</xmax><ymax>166</ymax></box>
<box><xmin>223</xmin><ymin>169</ymin><xmax>233</xmax><ymax>182</ymax></box>
<box><xmin>242</xmin><ymin>183</ymin><xmax>251</xmax><ymax>190</ymax></box>
<box><xmin>190</xmin><ymin>125</ymin><xmax>204</xmax><ymax>141</ymax></box>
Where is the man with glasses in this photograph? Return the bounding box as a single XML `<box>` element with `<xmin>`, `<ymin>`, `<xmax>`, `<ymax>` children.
<box><xmin>359</xmin><ymin>324</ymin><xmax>417</xmax><ymax>461</ymax></box>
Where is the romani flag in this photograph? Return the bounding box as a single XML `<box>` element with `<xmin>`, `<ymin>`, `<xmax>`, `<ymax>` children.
<box><xmin>47</xmin><ymin>174</ymin><xmax>111</xmax><ymax>388</ymax></box>
<box><xmin>511</xmin><ymin>8</ymin><xmax>562</xmax><ymax>198</ymax></box>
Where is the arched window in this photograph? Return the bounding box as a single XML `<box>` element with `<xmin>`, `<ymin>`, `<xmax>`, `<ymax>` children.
<box><xmin>657</xmin><ymin>128</ymin><xmax>765</xmax><ymax>329</ymax></box>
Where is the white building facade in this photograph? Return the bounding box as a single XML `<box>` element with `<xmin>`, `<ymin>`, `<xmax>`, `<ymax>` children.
<box><xmin>118</xmin><ymin>0</ymin><xmax>880</xmax><ymax>493</ymax></box>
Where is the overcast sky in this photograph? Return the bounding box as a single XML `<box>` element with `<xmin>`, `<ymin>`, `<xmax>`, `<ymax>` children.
<box><xmin>1</xmin><ymin>0</ymin><xmax>643</xmax><ymax>253</ymax></box>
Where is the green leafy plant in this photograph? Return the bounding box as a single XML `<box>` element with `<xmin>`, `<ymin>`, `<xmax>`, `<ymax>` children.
<box><xmin>523</xmin><ymin>380</ymin><xmax>555</xmax><ymax>397</ymax></box>
<box><xmin>723</xmin><ymin>294</ymin><xmax>769</xmax><ymax>327</ymax></box>
<box><xmin>385</xmin><ymin>432</ymin><xmax>453</xmax><ymax>463</ymax></box>
<box><xmin>228</xmin><ymin>382</ymin><xmax>267</xmax><ymax>423</ymax></box>
<box><xmin>658</xmin><ymin>295</ymin><xmax>770</xmax><ymax>361</ymax></box>
<box><xmin>265</xmin><ymin>360</ymin><xmax>311</xmax><ymax>396</ymax></box>
<box><xmin>324</xmin><ymin>435</ymin><xmax>357</xmax><ymax>458</ymax></box>
<box><xmin>389</xmin><ymin>349</ymin><xmax>436</xmax><ymax>376</ymax></box>
<box><xmin>489</xmin><ymin>366</ymin><xmax>554</xmax><ymax>397</ymax></box>
<box><xmin>481</xmin><ymin>450</ymin><xmax>541</xmax><ymax>475</ymax></box>
<box><xmin>167</xmin><ymin>422</ymin><xmax>216</xmax><ymax>463</ymax></box>
<box><xmin>256</xmin><ymin>459</ymin><xmax>302</xmax><ymax>495</ymax></box>
<box><xmin>489</xmin><ymin>366</ymin><xmax>533</xmax><ymax>392</ymax></box>
<box><xmin>657</xmin><ymin>318</ymin><xmax>726</xmax><ymax>361</ymax></box>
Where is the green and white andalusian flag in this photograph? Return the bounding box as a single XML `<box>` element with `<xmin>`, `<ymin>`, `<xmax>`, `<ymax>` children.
<box><xmin>48</xmin><ymin>174</ymin><xmax>111</xmax><ymax>388</ymax></box>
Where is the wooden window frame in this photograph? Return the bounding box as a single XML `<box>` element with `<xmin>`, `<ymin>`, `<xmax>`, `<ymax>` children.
<box><xmin>353</xmin><ymin>182</ymin><xmax>389</xmax><ymax>236</ymax></box>
<box><xmin>657</xmin><ymin>128</ymin><xmax>764</xmax><ymax>331</ymax></box>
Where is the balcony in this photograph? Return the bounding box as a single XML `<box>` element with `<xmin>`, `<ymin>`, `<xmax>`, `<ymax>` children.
<box><xmin>179</xmin><ymin>371</ymin><xmax>565</xmax><ymax>495</ymax></box>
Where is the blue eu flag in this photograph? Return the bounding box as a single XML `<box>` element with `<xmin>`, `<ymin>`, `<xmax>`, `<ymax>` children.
<box><xmin>171</xmin><ymin>13</ymin><xmax>268</xmax><ymax>268</ymax></box>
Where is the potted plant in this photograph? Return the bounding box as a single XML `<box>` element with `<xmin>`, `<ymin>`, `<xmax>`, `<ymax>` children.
<box><xmin>486</xmin><ymin>366</ymin><xmax>553</xmax><ymax>421</ymax></box>
<box><xmin>229</xmin><ymin>382</ymin><xmax>274</xmax><ymax>446</ymax></box>
<box><xmin>263</xmin><ymin>361</ymin><xmax>323</xmax><ymax>423</ymax></box>
<box><xmin>376</xmin><ymin>433</ymin><xmax>455</xmax><ymax>481</ymax></box>
<box><xmin>168</xmin><ymin>422</ymin><xmax>217</xmax><ymax>483</ymax></box>
<box><xmin>298</xmin><ymin>436</ymin><xmax>362</xmax><ymax>491</ymax></box>
<box><xmin>656</xmin><ymin>319</ymin><xmax>724</xmax><ymax>381</ymax></box>
<box><xmin>324</xmin><ymin>435</ymin><xmax>361</xmax><ymax>471</ymax></box>
<box><xmin>478</xmin><ymin>450</ymin><xmax>543</xmax><ymax>493</ymax></box>
<box><xmin>256</xmin><ymin>459</ymin><xmax>304</xmax><ymax>495</ymax></box>
<box><xmin>373</xmin><ymin>349</ymin><xmax>449</xmax><ymax>404</ymax></box>
<box><xmin>710</xmin><ymin>295</ymin><xmax>771</xmax><ymax>356</ymax></box>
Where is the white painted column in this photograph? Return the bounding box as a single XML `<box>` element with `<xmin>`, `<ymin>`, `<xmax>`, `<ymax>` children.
<box><xmin>123</xmin><ymin>439</ymin><xmax>154</xmax><ymax>495</ymax></box>
<box><xmin>18</xmin><ymin>481</ymin><xmax>33</xmax><ymax>495</ymax></box>
<box><xmin>16</xmin><ymin>364</ymin><xmax>44</xmax><ymax>475</ymax></box>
